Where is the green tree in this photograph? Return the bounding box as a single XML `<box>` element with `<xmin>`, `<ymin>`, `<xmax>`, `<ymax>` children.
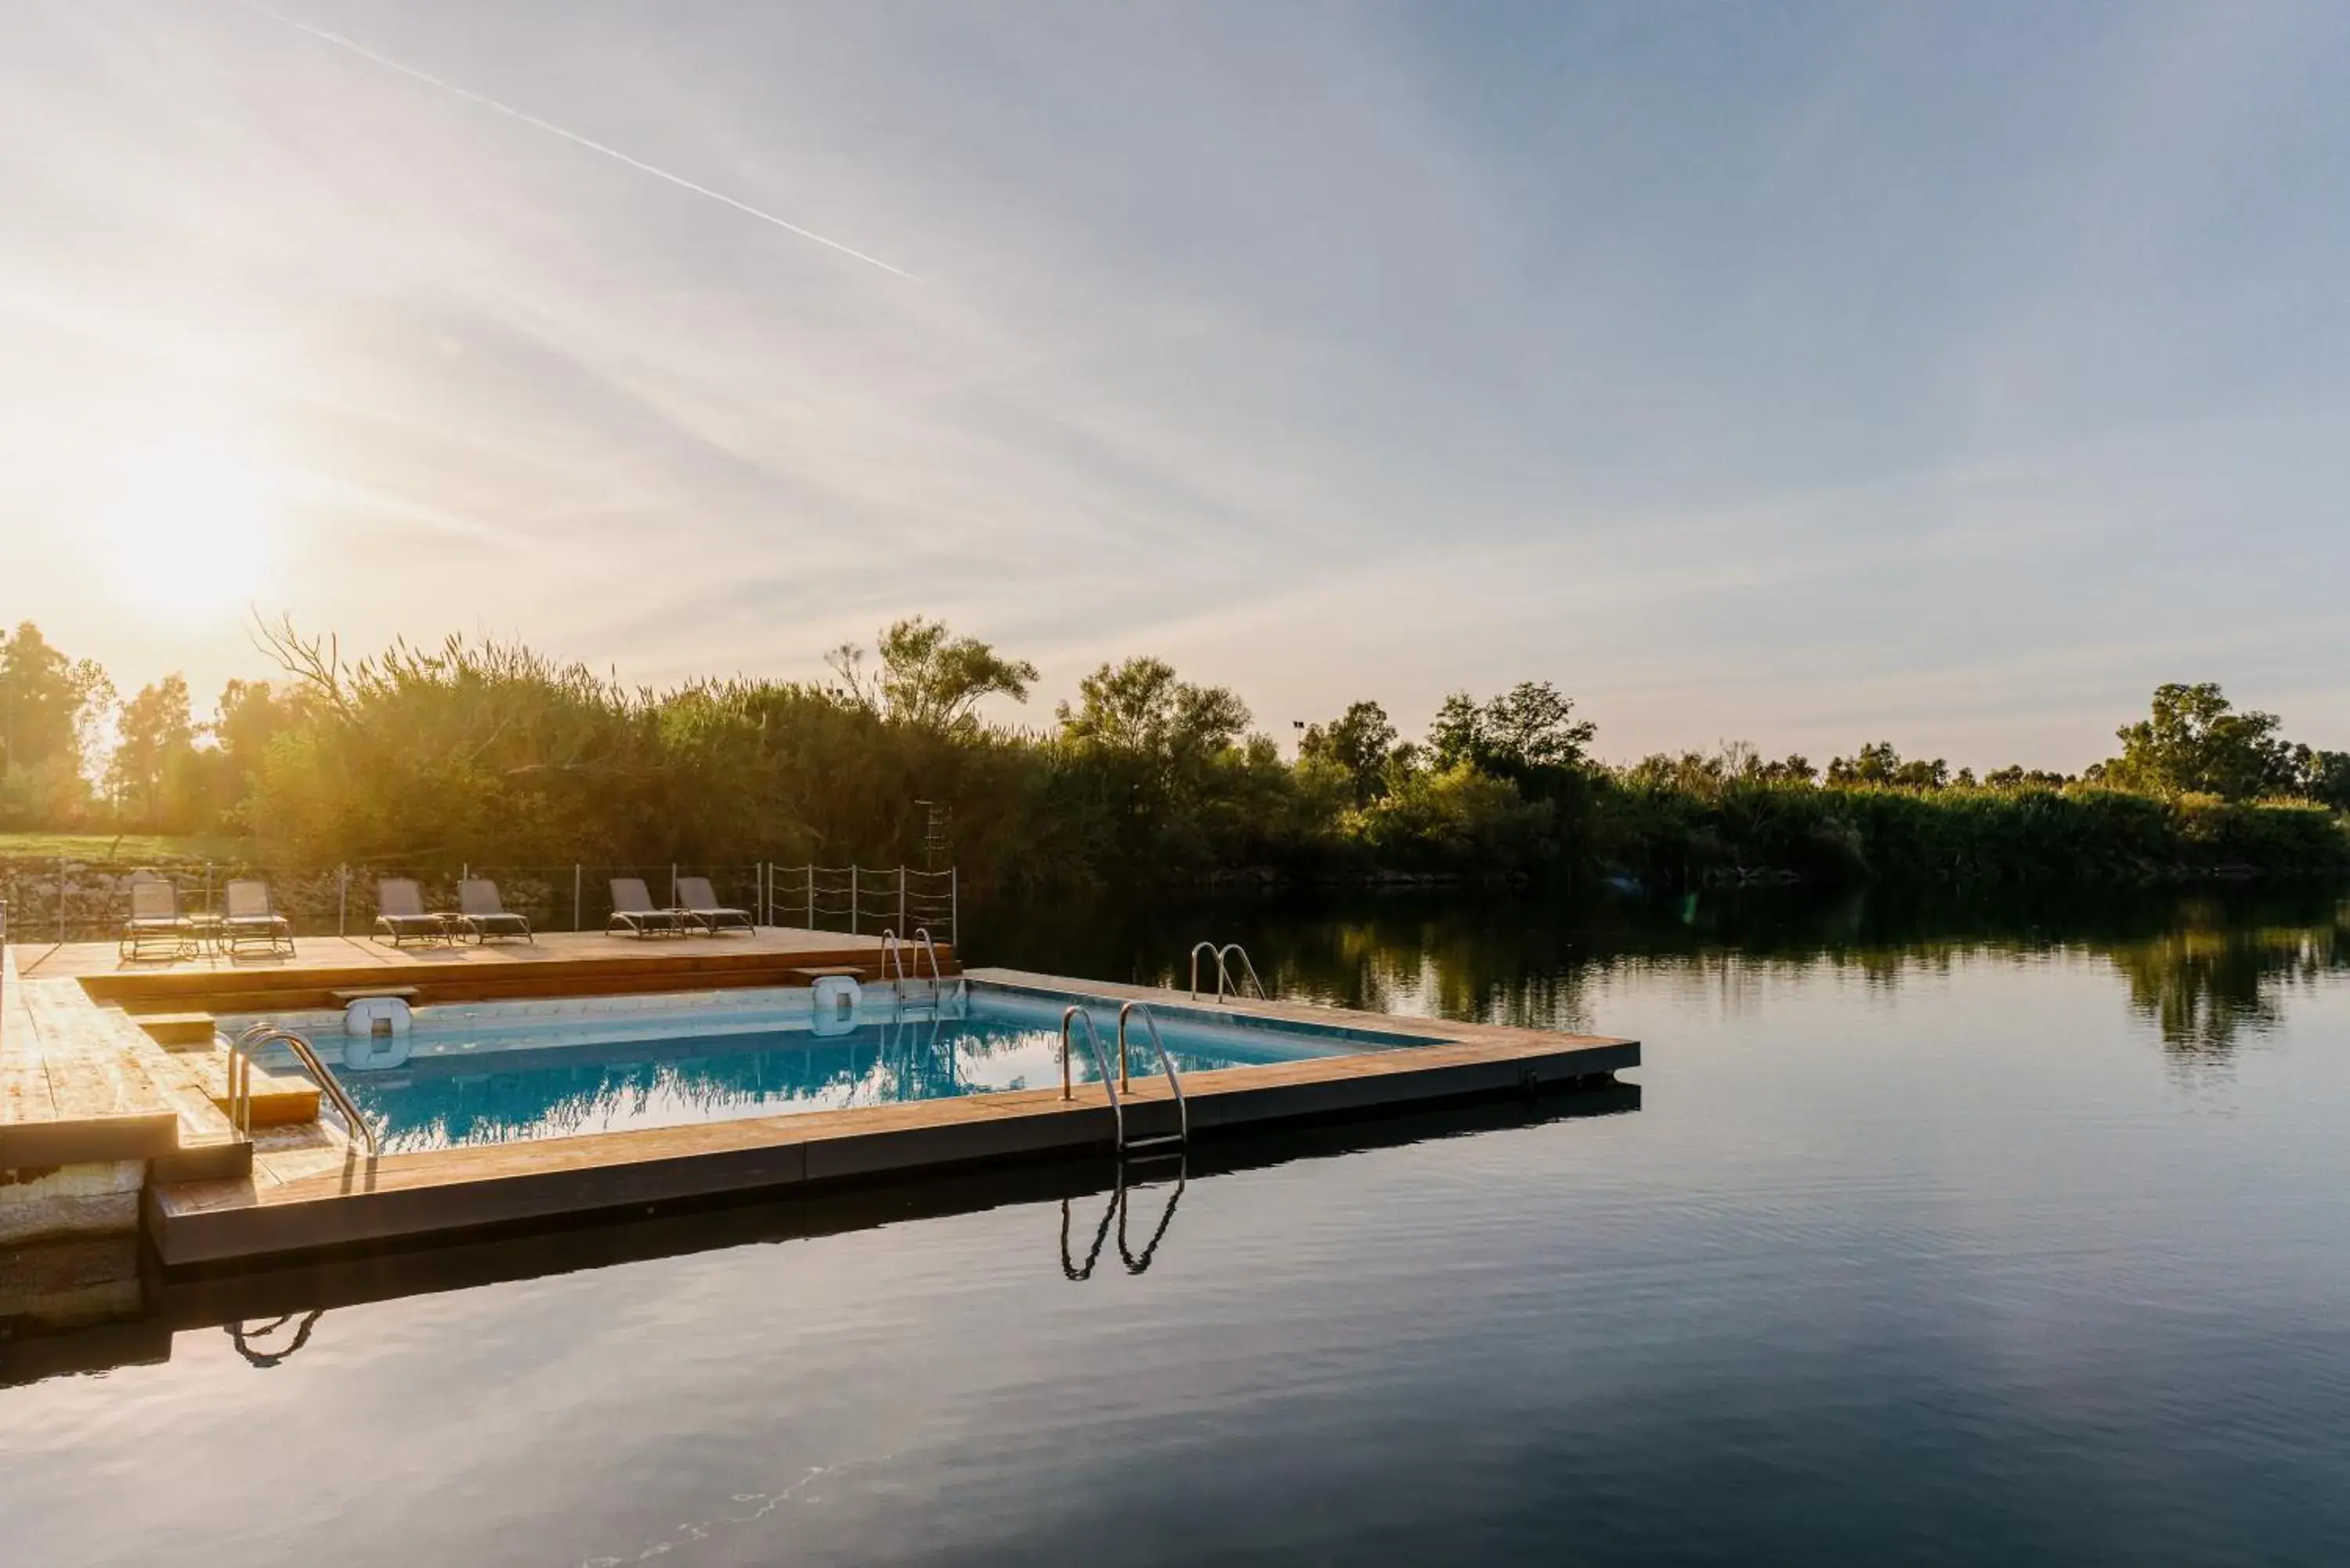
<box><xmin>0</xmin><ymin>621</ymin><xmax>112</xmax><ymax>826</ymax></box>
<box><xmin>1828</xmin><ymin>742</ymin><xmax>1948</xmax><ymax>789</ymax></box>
<box><xmin>107</xmin><ymin>674</ymin><xmax>197</xmax><ymax>829</ymax></box>
<box><xmin>1427</xmin><ymin>681</ymin><xmax>1596</xmax><ymax>793</ymax></box>
<box><xmin>1300</xmin><ymin>700</ymin><xmax>1399</xmax><ymax>807</ymax></box>
<box><xmin>826</xmin><ymin>616</ymin><xmax>1036</xmax><ymax>732</ymax></box>
<box><xmin>2102</xmin><ymin>683</ymin><xmax>2294</xmax><ymax>800</ymax></box>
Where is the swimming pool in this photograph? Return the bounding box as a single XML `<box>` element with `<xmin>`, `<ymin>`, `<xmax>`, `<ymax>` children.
<box><xmin>224</xmin><ymin>983</ymin><xmax>1444</xmax><ymax>1154</ymax></box>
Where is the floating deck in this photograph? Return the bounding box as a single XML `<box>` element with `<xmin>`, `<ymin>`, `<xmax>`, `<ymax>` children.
<box><xmin>2</xmin><ymin>936</ymin><xmax>1638</xmax><ymax>1270</ymax></box>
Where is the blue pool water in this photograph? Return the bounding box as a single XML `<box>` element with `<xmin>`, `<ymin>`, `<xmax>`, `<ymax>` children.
<box><xmin>300</xmin><ymin>988</ymin><xmax>1407</xmax><ymax>1153</ymax></box>
<box><xmin>5</xmin><ymin>889</ymin><xmax>2348</xmax><ymax>1566</ymax></box>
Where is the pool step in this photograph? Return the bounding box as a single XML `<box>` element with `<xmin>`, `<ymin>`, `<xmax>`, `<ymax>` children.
<box><xmin>182</xmin><ymin>1049</ymin><xmax>323</xmax><ymax>1128</ymax></box>
<box><xmin>129</xmin><ymin>1011</ymin><xmax>219</xmax><ymax>1050</ymax></box>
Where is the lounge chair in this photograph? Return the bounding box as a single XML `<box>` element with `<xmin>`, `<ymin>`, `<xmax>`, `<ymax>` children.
<box><xmin>118</xmin><ymin>874</ymin><xmax>197</xmax><ymax>961</ymax></box>
<box><xmin>374</xmin><ymin>879</ymin><xmax>452</xmax><ymax>946</ymax></box>
<box><xmin>676</xmin><ymin>876</ymin><xmax>754</xmax><ymax>934</ymax></box>
<box><xmin>221</xmin><ymin>879</ymin><xmax>295</xmax><ymax>957</ymax></box>
<box><xmin>455</xmin><ymin>879</ymin><xmax>533</xmax><ymax>944</ymax></box>
<box><xmin>607</xmin><ymin>877</ymin><xmax>685</xmax><ymax>938</ymax></box>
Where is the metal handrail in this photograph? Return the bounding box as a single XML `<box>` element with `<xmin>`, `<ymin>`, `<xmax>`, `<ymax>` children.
<box><xmin>1219</xmin><ymin>943</ymin><xmax>1266</xmax><ymax>1001</ymax></box>
<box><xmin>910</xmin><ymin>927</ymin><xmax>945</xmax><ymax>1004</ymax></box>
<box><xmin>1115</xmin><ymin>1001</ymin><xmax>1189</xmax><ymax>1151</ymax></box>
<box><xmin>229</xmin><ymin>1024</ymin><xmax>380</xmax><ymax>1159</ymax></box>
<box><xmin>1059</xmin><ymin>1005</ymin><xmax>1125</xmax><ymax>1149</ymax></box>
<box><xmin>1188</xmin><ymin>941</ymin><xmax>1267</xmax><ymax>1003</ymax></box>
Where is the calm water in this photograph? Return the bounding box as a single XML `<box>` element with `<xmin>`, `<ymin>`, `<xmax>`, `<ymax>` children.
<box><xmin>5</xmin><ymin>886</ymin><xmax>2349</xmax><ymax>1566</ymax></box>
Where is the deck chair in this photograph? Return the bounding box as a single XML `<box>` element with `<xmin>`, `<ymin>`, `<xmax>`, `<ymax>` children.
<box><xmin>221</xmin><ymin>879</ymin><xmax>296</xmax><ymax>957</ymax></box>
<box><xmin>455</xmin><ymin>879</ymin><xmax>533</xmax><ymax>944</ymax></box>
<box><xmin>676</xmin><ymin>876</ymin><xmax>754</xmax><ymax>934</ymax></box>
<box><xmin>119</xmin><ymin>874</ymin><xmax>197</xmax><ymax>961</ymax></box>
<box><xmin>607</xmin><ymin>877</ymin><xmax>685</xmax><ymax>938</ymax></box>
<box><xmin>374</xmin><ymin>879</ymin><xmax>451</xmax><ymax>947</ymax></box>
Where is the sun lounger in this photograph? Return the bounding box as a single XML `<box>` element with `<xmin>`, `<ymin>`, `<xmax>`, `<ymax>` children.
<box><xmin>675</xmin><ymin>876</ymin><xmax>754</xmax><ymax>934</ymax></box>
<box><xmin>454</xmin><ymin>879</ymin><xmax>533</xmax><ymax>944</ymax></box>
<box><xmin>607</xmin><ymin>877</ymin><xmax>685</xmax><ymax>938</ymax></box>
<box><xmin>374</xmin><ymin>879</ymin><xmax>453</xmax><ymax>946</ymax></box>
<box><xmin>221</xmin><ymin>879</ymin><xmax>296</xmax><ymax>957</ymax></box>
<box><xmin>119</xmin><ymin>874</ymin><xmax>198</xmax><ymax>961</ymax></box>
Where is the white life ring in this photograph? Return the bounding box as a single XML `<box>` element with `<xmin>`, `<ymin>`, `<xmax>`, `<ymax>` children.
<box><xmin>810</xmin><ymin>974</ymin><xmax>862</xmax><ymax>1037</ymax></box>
<box><xmin>344</xmin><ymin>995</ymin><xmax>413</xmax><ymax>1036</ymax></box>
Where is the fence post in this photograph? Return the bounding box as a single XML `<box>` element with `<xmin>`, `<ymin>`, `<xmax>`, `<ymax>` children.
<box><xmin>56</xmin><ymin>855</ymin><xmax>65</xmax><ymax>945</ymax></box>
<box><xmin>338</xmin><ymin>864</ymin><xmax>349</xmax><ymax>937</ymax></box>
<box><xmin>898</xmin><ymin>866</ymin><xmax>906</xmax><ymax>933</ymax></box>
<box><xmin>849</xmin><ymin>865</ymin><xmax>858</xmax><ymax>934</ymax></box>
<box><xmin>573</xmin><ymin>865</ymin><xmax>583</xmax><ymax>932</ymax></box>
<box><xmin>950</xmin><ymin>867</ymin><xmax>959</xmax><ymax>952</ymax></box>
<box><xmin>806</xmin><ymin>864</ymin><xmax>815</xmax><ymax>931</ymax></box>
<box><xmin>670</xmin><ymin>862</ymin><xmax>678</xmax><ymax>909</ymax></box>
<box><xmin>759</xmin><ymin>862</ymin><xmax>769</xmax><ymax>929</ymax></box>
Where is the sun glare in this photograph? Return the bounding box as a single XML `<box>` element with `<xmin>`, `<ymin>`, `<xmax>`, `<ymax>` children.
<box><xmin>100</xmin><ymin>439</ymin><xmax>276</xmax><ymax>618</ymax></box>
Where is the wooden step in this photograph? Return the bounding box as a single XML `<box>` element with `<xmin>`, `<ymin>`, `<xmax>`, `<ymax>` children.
<box><xmin>179</xmin><ymin>1050</ymin><xmax>321</xmax><ymax>1129</ymax></box>
<box><xmin>131</xmin><ymin>1012</ymin><xmax>218</xmax><ymax>1050</ymax></box>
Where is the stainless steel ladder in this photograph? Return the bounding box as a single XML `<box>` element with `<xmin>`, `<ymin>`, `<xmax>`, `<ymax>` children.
<box><xmin>1060</xmin><ymin>1003</ymin><xmax>1188</xmax><ymax>1156</ymax></box>
<box><xmin>1188</xmin><ymin>941</ymin><xmax>1267</xmax><ymax>1003</ymax></box>
<box><xmin>227</xmin><ymin>1023</ymin><xmax>381</xmax><ymax>1159</ymax></box>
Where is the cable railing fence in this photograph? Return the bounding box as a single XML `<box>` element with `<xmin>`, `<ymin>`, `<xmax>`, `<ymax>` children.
<box><xmin>0</xmin><ymin>857</ymin><xmax>956</xmax><ymax>949</ymax></box>
<box><xmin>764</xmin><ymin>864</ymin><xmax>957</xmax><ymax>947</ymax></box>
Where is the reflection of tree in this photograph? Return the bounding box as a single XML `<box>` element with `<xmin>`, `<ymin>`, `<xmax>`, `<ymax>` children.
<box><xmin>971</xmin><ymin>883</ymin><xmax>2350</xmax><ymax>1068</ymax></box>
<box><xmin>2104</xmin><ymin>917</ymin><xmax>2345</xmax><ymax>1060</ymax></box>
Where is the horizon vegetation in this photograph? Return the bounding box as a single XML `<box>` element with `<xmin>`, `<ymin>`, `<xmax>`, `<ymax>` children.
<box><xmin>1</xmin><ymin>616</ymin><xmax>2345</xmax><ymax>891</ymax></box>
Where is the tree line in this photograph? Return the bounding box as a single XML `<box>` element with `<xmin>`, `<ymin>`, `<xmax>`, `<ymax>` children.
<box><xmin>2</xmin><ymin>616</ymin><xmax>2344</xmax><ymax>888</ymax></box>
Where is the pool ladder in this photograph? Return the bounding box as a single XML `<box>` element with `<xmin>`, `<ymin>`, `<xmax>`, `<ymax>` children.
<box><xmin>880</xmin><ymin>927</ymin><xmax>955</xmax><ymax>1007</ymax></box>
<box><xmin>227</xmin><ymin>1023</ymin><xmax>380</xmax><ymax>1159</ymax></box>
<box><xmin>1060</xmin><ymin>1003</ymin><xmax>1188</xmax><ymax>1156</ymax></box>
<box><xmin>1188</xmin><ymin>941</ymin><xmax>1267</xmax><ymax>1003</ymax></box>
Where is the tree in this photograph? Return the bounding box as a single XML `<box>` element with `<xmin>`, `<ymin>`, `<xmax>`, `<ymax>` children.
<box><xmin>1058</xmin><ymin>657</ymin><xmax>1249</xmax><ymax>763</ymax></box>
<box><xmin>1427</xmin><ymin>681</ymin><xmax>1596</xmax><ymax>792</ymax></box>
<box><xmin>1300</xmin><ymin>700</ymin><xmax>1399</xmax><ymax>807</ymax></box>
<box><xmin>2289</xmin><ymin>746</ymin><xmax>2350</xmax><ymax>811</ymax></box>
<box><xmin>107</xmin><ymin>674</ymin><xmax>197</xmax><ymax>829</ymax></box>
<box><xmin>826</xmin><ymin>616</ymin><xmax>1036</xmax><ymax>732</ymax></box>
<box><xmin>2102</xmin><ymin>683</ymin><xmax>2295</xmax><ymax>800</ymax></box>
<box><xmin>1827</xmin><ymin>742</ymin><xmax>1948</xmax><ymax>790</ymax></box>
<box><xmin>0</xmin><ymin>621</ymin><xmax>112</xmax><ymax>826</ymax></box>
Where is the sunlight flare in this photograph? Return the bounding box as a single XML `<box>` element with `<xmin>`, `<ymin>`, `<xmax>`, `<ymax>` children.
<box><xmin>99</xmin><ymin>439</ymin><xmax>276</xmax><ymax>619</ymax></box>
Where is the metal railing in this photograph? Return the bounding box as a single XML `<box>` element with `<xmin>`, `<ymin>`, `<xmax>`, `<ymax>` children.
<box><xmin>766</xmin><ymin>864</ymin><xmax>956</xmax><ymax>948</ymax></box>
<box><xmin>227</xmin><ymin>1023</ymin><xmax>380</xmax><ymax>1159</ymax></box>
<box><xmin>1188</xmin><ymin>941</ymin><xmax>1267</xmax><ymax>1003</ymax></box>
<box><xmin>1116</xmin><ymin>1001</ymin><xmax>1188</xmax><ymax>1153</ymax></box>
<box><xmin>0</xmin><ymin>861</ymin><xmax>955</xmax><ymax>948</ymax></box>
<box><xmin>1059</xmin><ymin>1004</ymin><xmax>1126</xmax><ymax>1149</ymax></box>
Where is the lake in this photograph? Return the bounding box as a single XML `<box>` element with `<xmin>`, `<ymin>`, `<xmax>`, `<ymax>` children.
<box><xmin>5</xmin><ymin>884</ymin><xmax>2347</xmax><ymax>1566</ymax></box>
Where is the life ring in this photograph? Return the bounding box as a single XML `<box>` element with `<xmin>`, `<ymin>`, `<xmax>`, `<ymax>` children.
<box><xmin>810</xmin><ymin>974</ymin><xmax>862</xmax><ymax>1037</ymax></box>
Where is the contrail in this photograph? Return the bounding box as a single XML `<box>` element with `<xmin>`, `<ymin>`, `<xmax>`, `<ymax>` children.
<box><xmin>231</xmin><ymin>1</ymin><xmax>916</xmax><ymax>280</ymax></box>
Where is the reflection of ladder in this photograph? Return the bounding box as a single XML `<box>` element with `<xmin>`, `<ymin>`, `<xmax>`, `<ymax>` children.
<box><xmin>1188</xmin><ymin>942</ymin><xmax>1267</xmax><ymax>1003</ymax></box>
<box><xmin>1061</xmin><ymin>1163</ymin><xmax>1187</xmax><ymax>1280</ymax></box>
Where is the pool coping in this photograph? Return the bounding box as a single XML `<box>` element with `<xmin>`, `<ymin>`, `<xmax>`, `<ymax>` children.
<box><xmin>145</xmin><ymin>966</ymin><xmax>1639</xmax><ymax>1267</ymax></box>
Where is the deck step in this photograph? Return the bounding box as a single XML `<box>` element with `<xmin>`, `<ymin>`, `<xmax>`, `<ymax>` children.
<box><xmin>179</xmin><ymin>1050</ymin><xmax>322</xmax><ymax>1128</ymax></box>
<box><xmin>130</xmin><ymin>1012</ymin><xmax>218</xmax><ymax>1050</ymax></box>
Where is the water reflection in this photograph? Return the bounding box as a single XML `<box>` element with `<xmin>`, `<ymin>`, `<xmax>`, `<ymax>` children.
<box><xmin>0</xmin><ymin>1085</ymin><xmax>1636</xmax><ymax>1389</ymax></box>
<box><xmin>977</xmin><ymin>884</ymin><xmax>2350</xmax><ymax>1062</ymax></box>
<box><xmin>1060</xmin><ymin>1164</ymin><xmax>1186</xmax><ymax>1281</ymax></box>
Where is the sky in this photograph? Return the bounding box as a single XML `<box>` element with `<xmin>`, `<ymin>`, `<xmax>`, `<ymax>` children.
<box><xmin>1</xmin><ymin>0</ymin><xmax>2345</xmax><ymax>770</ymax></box>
